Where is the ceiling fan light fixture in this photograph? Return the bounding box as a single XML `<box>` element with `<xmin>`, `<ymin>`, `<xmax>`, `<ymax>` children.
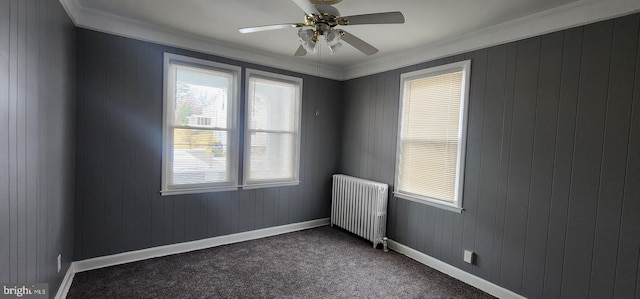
<box><xmin>302</xmin><ymin>39</ymin><xmax>318</xmax><ymax>54</ymax></box>
<box><xmin>329</xmin><ymin>42</ymin><xmax>342</xmax><ymax>54</ymax></box>
<box><xmin>298</xmin><ymin>28</ymin><xmax>318</xmax><ymax>54</ymax></box>
<box><xmin>298</xmin><ymin>28</ymin><xmax>315</xmax><ymax>42</ymax></box>
<box><xmin>325</xmin><ymin>28</ymin><xmax>342</xmax><ymax>46</ymax></box>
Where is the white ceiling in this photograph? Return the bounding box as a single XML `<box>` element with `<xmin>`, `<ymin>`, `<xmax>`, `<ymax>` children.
<box><xmin>60</xmin><ymin>0</ymin><xmax>640</xmax><ymax>80</ymax></box>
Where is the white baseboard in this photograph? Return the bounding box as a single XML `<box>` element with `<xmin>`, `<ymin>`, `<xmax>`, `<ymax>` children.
<box><xmin>74</xmin><ymin>218</ymin><xmax>330</xmax><ymax>272</ymax></box>
<box><xmin>55</xmin><ymin>218</ymin><xmax>329</xmax><ymax>298</ymax></box>
<box><xmin>54</xmin><ymin>263</ymin><xmax>76</xmax><ymax>299</ymax></box>
<box><xmin>387</xmin><ymin>239</ymin><xmax>526</xmax><ymax>299</ymax></box>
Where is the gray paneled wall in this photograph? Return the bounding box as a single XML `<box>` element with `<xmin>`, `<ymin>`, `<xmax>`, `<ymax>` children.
<box><xmin>0</xmin><ymin>0</ymin><xmax>76</xmax><ymax>295</ymax></box>
<box><xmin>340</xmin><ymin>14</ymin><xmax>640</xmax><ymax>299</ymax></box>
<box><xmin>74</xmin><ymin>29</ymin><xmax>343</xmax><ymax>260</ymax></box>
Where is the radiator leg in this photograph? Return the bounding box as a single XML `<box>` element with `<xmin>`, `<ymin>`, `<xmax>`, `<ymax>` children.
<box><xmin>383</xmin><ymin>237</ymin><xmax>388</xmax><ymax>252</ymax></box>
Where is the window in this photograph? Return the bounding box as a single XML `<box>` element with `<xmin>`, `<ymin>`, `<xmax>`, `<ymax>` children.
<box><xmin>394</xmin><ymin>60</ymin><xmax>471</xmax><ymax>212</ymax></box>
<box><xmin>162</xmin><ymin>54</ymin><xmax>241</xmax><ymax>195</ymax></box>
<box><xmin>162</xmin><ymin>55</ymin><xmax>303</xmax><ymax>195</ymax></box>
<box><xmin>244</xmin><ymin>69</ymin><xmax>302</xmax><ymax>188</ymax></box>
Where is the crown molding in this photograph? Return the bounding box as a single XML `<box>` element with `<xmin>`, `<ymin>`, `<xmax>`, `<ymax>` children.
<box><xmin>58</xmin><ymin>0</ymin><xmax>344</xmax><ymax>80</ymax></box>
<box><xmin>343</xmin><ymin>0</ymin><xmax>640</xmax><ymax>79</ymax></box>
<box><xmin>59</xmin><ymin>0</ymin><xmax>640</xmax><ymax>81</ymax></box>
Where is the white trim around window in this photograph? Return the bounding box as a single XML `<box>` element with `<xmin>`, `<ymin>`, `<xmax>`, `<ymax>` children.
<box><xmin>243</xmin><ymin>69</ymin><xmax>302</xmax><ymax>189</ymax></box>
<box><xmin>394</xmin><ymin>60</ymin><xmax>471</xmax><ymax>212</ymax></box>
<box><xmin>161</xmin><ymin>53</ymin><xmax>241</xmax><ymax>196</ymax></box>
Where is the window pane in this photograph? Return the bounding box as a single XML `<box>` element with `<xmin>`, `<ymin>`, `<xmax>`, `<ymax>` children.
<box><xmin>247</xmin><ymin>77</ymin><xmax>297</xmax><ymax>131</ymax></box>
<box><xmin>248</xmin><ymin>132</ymin><xmax>294</xmax><ymax>181</ymax></box>
<box><xmin>396</xmin><ymin>61</ymin><xmax>469</xmax><ymax>207</ymax></box>
<box><xmin>172</xmin><ymin>128</ymin><xmax>229</xmax><ymax>185</ymax></box>
<box><xmin>400</xmin><ymin>140</ymin><xmax>458</xmax><ymax>202</ymax></box>
<box><xmin>174</xmin><ymin>66</ymin><xmax>231</xmax><ymax>129</ymax></box>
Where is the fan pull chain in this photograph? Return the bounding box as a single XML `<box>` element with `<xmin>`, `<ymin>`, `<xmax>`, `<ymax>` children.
<box><xmin>315</xmin><ymin>44</ymin><xmax>321</xmax><ymax>117</ymax></box>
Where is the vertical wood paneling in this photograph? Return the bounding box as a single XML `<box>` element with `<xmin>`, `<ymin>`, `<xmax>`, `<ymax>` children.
<box><xmin>412</xmin><ymin>203</ymin><xmax>425</xmax><ymax>254</ymax></box>
<box><xmin>82</xmin><ymin>30</ymin><xmax>106</xmax><ymax>257</ymax></box>
<box><xmin>172</xmin><ymin>193</ymin><xmax>185</xmax><ymax>242</ymax></box>
<box><xmin>0</xmin><ymin>0</ymin><xmax>75</xmax><ymax>292</ymax></box>
<box><xmin>395</xmin><ymin>196</ymin><xmax>408</xmax><ymax>244</ymax></box>
<box><xmin>299</xmin><ymin>74</ymin><xmax>314</xmax><ymax>221</ymax></box>
<box><xmin>15</xmin><ymin>0</ymin><xmax>27</xmax><ymax>283</ymax></box>
<box><xmin>196</xmin><ymin>194</ymin><xmax>208</xmax><ymax>240</ymax></box>
<box><xmin>263</xmin><ymin>187</ymin><xmax>278</xmax><ymax>227</ymax></box>
<box><xmin>244</xmin><ymin>190</ymin><xmax>257</xmax><ymax>230</ymax></box>
<box><xmin>340</xmin><ymin>79</ymin><xmax>357</xmax><ymax>175</ymax></box>
<box><xmin>24</xmin><ymin>0</ymin><xmax>38</xmax><ymax>283</ymax></box>
<box><xmin>35</xmin><ymin>1</ymin><xmax>47</xmax><ymax>281</ymax></box>
<box><xmin>205</xmin><ymin>193</ymin><xmax>218</xmax><ymax>236</ymax></box>
<box><xmin>120</xmin><ymin>38</ymin><xmax>137</xmax><ymax>252</ymax></box>
<box><xmin>7</xmin><ymin>0</ymin><xmax>18</xmax><ymax>281</ymax></box>
<box><xmin>561</xmin><ymin>20</ymin><xmax>613</xmax><ymax>299</ymax></box>
<box><xmin>74</xmin><ymin>28</ymin><xmax>86</xmax><ymax>263</ymax></box>
<box><xmin>133</xmin><ymin>44</ymin><xmax>156</xmax><ymax>249</ymax></box>
<box><xmin>184</xmin><ymin>194</ymin><xmax>201</xmax><ymax>241</ymax></box>
<box><xmin>149</xmin><ymin>38</ymin><xmax>165</xmax><ymax>247</ymax></box>
<box><xmin>490</xmin><ymin>43</ymin><xmax>517</xmax><ymax>283</ymax></box>
<box><xmin>359</xmin><ymin>76</ymin><xmax>371</xmax><ymax>178</ymax></box>
<box><xmin>422</xmin><ymin>206</ymin><xmax>435</xmax><ymax>256</ymax></box>
<box><xmin>0</xmin><ymin>0</ymin><xmax>11</xmax><ymax>284</ymax></box>
<box><xmin>277</xmin><ymin>188</ymin><xmax>289</xmax><ymax>226</ymax></box>
<box><xmin>542</xmin><ymin>27</ymin><xmax>583</xmax><ymax>299</ymax></box>
<box><xmin>500</xmin><ymin>37</ymin><xmax>541</xmax><ymax>292</ymax></box>
<box><xmin>373</xmin><ymin>74</ymin><xmax>385</xmax><ymax>182</ymax></box>
<box><xmin>521</xmin><ymin>31</ymin><xmax>563</xmax><ymax>299</ymax></box>
<box><xmin>614</xmin><ymin>15</ymin><xmax>640</xmax><ymax>298</ymax></box>
<box><xmin>589</xmin><ymin>15</ymin><xmax>639</xmax><ymax>299</ymax></box>
<box><xmin>432</xmin><ymin>209</ymin><xmax>444</xmax><ymax>259</ymax></box>
<box><xmin>474</xmin><ymin>44</ymin><xmax>509</xmax><ymax>280</ymax></box>
<box><xmin>103</xmin><ymin>34</ymin><xmax>124</xmax><ymax>255</ymax></box>
<box><xmin>382</xmin><ymin>70</ymin><xmax>399</xmax><ymax>238</ymax></box>
<box><xmin>406</xmin><ymin>201</ymin><xmax>421</xmax><ymax>250</ymax></box>
<box><xmin>439</xmin><ymin>212</ymin><xmax>454</xmax><ymax>264</ymax></box>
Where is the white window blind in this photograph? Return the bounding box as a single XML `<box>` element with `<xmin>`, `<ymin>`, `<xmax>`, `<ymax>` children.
<box><xmin>162</xmin><ymin>54</ymin><xmax>240</xmax><ymax>195</ymax></box>
<box><xmin>244</xmin><ymin>69</ymin><xmax>302</xmax><ymax>187</ymax></box>
<box><xmin>395</xmin><ymin>60</ymin><xmax>471</xmax><ymax>211</ymax></box>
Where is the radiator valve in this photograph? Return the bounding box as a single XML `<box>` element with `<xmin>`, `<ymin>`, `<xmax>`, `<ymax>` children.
<box><xmin>382</xmin><ymin>237</ymin><xmax>388</xmax><ymax>252</ymax></box>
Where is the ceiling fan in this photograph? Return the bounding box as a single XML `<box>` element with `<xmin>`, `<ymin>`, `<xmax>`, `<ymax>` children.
<box><xmin>239</xmin><ymin>0</ymin><xmax>405</xmax><ymax>56</ymax></box>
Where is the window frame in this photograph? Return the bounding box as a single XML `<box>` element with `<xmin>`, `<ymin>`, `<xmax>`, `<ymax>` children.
<box><xmin>393</xmin><ymin>60</ymin><xmax>472</xmax><ymax>213</ymax></box>
<box><xmin>161</xmin><ymin>53</ymin><xmax>242</xmax><ymax>196</ymax></box>
<box><xmin>242</xmin><ymin>69</ymin><xmax>302</xmax><ymax>189</ymax></box>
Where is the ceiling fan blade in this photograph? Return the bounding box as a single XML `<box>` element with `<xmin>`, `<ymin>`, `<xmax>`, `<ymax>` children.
<box><xmin>294</xmin><ymin>45</ymin><xmax>307</xmax><ymax>56</ymax></box>
<box><xmin>239</xmin><ymin>23</ymin><xmax>303</xmax><ymax>34</ymax></box>
<box><xmin>339</xmin><ymin>11</ymin><xmax>405</xmax><ymax>25</ymax></box>
<box><xmin>340</xmin><ymin>30</ymin><xmax>378</xmax><ymax>56</ymax></box>
<box><xmin>291</xmin><ymin>0</ymin><xmax>320</xmax><ymax>17</ymax></box>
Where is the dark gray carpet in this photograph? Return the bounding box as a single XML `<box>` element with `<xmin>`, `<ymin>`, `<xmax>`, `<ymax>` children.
<box><xmin>67</xmin><ymin>226</ymin><xmax>494</xmax><ymax>298</ymax></box>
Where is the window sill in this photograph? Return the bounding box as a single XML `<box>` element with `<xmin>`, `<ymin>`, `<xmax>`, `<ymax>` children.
<box><xmin>393</xmin><ymin>192</ymin><xmax>463</xmax><ymax>213</ymax></box>
<box><xmin>160</xmin><ymin>185</ymin><xmax>240</xmax><ymax>196</ymax></box>
<box><xmin>241</xmin><ymin>181</ymin><xmax>300</xmax><ymax>190</ymax></box>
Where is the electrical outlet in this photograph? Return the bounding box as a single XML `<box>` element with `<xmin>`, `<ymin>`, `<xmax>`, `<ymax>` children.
<box><xmin>464</xmin><ymin>250</ymin><xmax>475</xmax><ymax>264</ymax></box>
<box><xmin>57</xmin><ymin>254</ymin><xmax>61</xmax><ymax>273</ymax></box>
